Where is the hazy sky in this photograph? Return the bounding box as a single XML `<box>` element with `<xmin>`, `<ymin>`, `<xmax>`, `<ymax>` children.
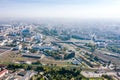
<box><xmin>0</xmin><ymin>0</ymin><xmax>120</xmax><ymax>19</ymax></box>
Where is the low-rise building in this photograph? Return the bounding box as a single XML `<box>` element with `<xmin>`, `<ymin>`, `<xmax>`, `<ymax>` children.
<box><xmin>22</xmin><ymin>53</ymin><xmax>41</xmax><ymax>59</ymax></box>
<box><xmin>0</xmin><ymin>69</ymin><xmax>8</xmax><ymax>78</ymax></box>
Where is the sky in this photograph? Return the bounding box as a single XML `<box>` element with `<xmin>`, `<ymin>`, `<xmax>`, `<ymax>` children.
<box><xmin>0</xmin><ymin>0</ymin><xmax>120</xmax><ymax>19</ymax></box>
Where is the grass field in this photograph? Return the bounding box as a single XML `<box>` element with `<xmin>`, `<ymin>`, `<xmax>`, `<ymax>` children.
<box><xmin>0</xmin><ymin>51</ymin><xmax>37</xmax><ymax>64</ymax></box>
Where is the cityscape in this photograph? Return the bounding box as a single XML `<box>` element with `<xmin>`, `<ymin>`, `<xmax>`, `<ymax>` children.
<box><xmin>0</xmin><ymin>0</ymin><xmax>120</xmax><ymax>80</ymax></box>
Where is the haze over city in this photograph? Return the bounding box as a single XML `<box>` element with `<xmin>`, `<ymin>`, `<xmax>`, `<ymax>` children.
<box><xmin>0</xmin><ymin>0</ymin><xmax>120</xmax><ymax>19</ymax></box>
<box><xmin>0</xmin><ymin>0</ymin><xmax>120</xmax><ymax>80</ymax></box>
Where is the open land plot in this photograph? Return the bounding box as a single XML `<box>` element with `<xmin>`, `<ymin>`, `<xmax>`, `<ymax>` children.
<box><xmin>0</xmin><ymin>51</ymin><xmax>39</xmax><ymax>64</ymax></box>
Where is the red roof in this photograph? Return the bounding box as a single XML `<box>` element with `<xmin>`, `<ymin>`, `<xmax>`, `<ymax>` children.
<box><xmin>0</xmin><ymin>69</ymin><xmax>8</xmax><ymax>75</ymax></box>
